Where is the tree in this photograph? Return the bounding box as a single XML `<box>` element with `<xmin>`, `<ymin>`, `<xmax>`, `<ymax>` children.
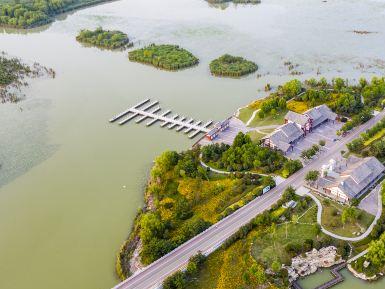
<box><xmin>271</xmin><ymin>260</ymin><xmax>281</xmax><ymax>273</ymax></box>
<box><xmin>283</xmin><ymin>159</ymin><xmax>303</xmax><ymax>176</ymax></box>
<box><xmin>282</xmin><ymin>79</ymin><xmax>302</xmax><ymax>98</ymax></box>
<box><xmin>367</xmin><ymin>233</ymin><xmax>385</xmax><ymax>267</ymax></box>
<box><xmin>341</xmin><ymin>207</ymin><xmax>357</xmax><ymax>225</ymax></box>
<box><xmin>162</xmin><ymin>271</ymin><xmax>186</xmax><ymax>289</ymax></box>
<box><xmin>139</xmin><ymin>212</ymin><xmax>164</xmax><ymax>243</ymax></box>
<box><xmin>305</xmin><ymin>170</ymin><xmax>319</xmax><ymax>183</ymax></box>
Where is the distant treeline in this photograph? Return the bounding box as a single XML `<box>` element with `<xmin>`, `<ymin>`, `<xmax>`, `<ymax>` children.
<box><xmin>0</xmin><ymin>0</ymin><xmax>110</xmax><ymax>28</ymax></box>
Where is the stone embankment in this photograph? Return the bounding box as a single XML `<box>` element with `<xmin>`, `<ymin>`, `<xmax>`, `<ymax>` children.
<box><xmin>285</xmin><ymin>246</ymin><xmax>343</xmax><ymax>282</ymax></box>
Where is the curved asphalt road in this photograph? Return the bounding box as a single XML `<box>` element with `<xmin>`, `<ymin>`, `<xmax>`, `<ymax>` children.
<box><xmin>112</xmin><ymin>110</ymin><xmax>385</xmax><ymax>289</ymax></box>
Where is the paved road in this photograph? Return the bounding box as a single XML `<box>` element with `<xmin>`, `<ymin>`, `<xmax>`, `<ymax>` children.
<box><xmin>112</xmin><ymin>110</ymin><xmax>385</xmax><ymax>289</ymax></box>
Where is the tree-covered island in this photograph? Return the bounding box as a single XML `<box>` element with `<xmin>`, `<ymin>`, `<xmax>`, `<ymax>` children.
<box><xmin>76</xmin><ymin>27</ymin><xmax>131</xmax><ymax>49</ymax></box>
<box><xmin>209</xmin><ymin>54</ymin><xmax>258</xmax><ymax>77</ymax></box>
<box><xmin>128</xmin><ymin>44</ymin><xmax>199</xmax><ymax>71</ymax></box>
<box><xmin>0</xmin><ymin>0</ymin><xmax>111</xmax><ymax>29</ymax></box>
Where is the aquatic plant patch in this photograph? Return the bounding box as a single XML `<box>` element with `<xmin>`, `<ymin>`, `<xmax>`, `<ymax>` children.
<box><xmin>128</xmin><ymin>44</ymin><xmax>199</xmax><ymax>71</ymax></box>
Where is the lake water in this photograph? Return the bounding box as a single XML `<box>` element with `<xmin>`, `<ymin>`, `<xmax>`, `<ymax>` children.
<box><xmin>1</xmin><ymin>0</ymin><xmax>385</xmax><ymax>289</ymax></box>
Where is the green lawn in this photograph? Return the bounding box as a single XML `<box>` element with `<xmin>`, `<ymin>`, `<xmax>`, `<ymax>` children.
<box><xmin>298</xmin><ymin>205</ymin><xmax>318</xmax><ymax>224</ymax></box>
<box><xmin>238</xmin><ymin>107</ymin><xmax>255</xmax><ymax>123</ymax></box>
<box><xmin>248</xmin><ymin>109</ymin><xmax>287</xmax><ymax>127</ymax></box>
<box><xmin>364</xmin><ymin>128</ymin><xmax>385</xmax><ymax>146</ymax></box>
<box><xmin>318</xmin><ymin>196</ymin><xmax>375</xmax><ymax>238</ymax></box>
<box><xmin>251</xmin><ymin>222</ymin><xmax>320</xmax><ymax>265</ymax></box>
<box><xmin>247</xmin><ymin>130</ymin><xmax>265</xmax><ymax>143</ymax></box>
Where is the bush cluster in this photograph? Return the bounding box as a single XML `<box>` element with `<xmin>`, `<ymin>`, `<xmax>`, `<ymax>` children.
<box><xmin>209</xmin><ymin>54</ymin><xmax>257</xmax><ymax>77</ymax></box>
<box><xmin>201</xmin><ymin>132</ymin><xmax>296</xmax><ymax>174</ymax></box>
<box><xmin>128</xmin><ymin>44</ymin><xmax>199</xmax><ymax>71</ymax></box>
<box><xmin>76</xmin><ymin>27</ymin><xmax>130</xmax><ymax>49</ymax></box>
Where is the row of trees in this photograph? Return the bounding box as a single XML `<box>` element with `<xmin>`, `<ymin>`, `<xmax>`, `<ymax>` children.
<box><xmin>347</xmin><ymin>116</ymin><xmax>385</xmax><ymax>159</ymax></box>
<box><xmin>162</xmin><ymin>253</ymin><xmax>206</xmax><ymax>289</ymax></box>
<box><xmin>0</xmin><ymin>0</ymin><xmax>75</xmax><ymax>28</ymax></box>
<box><xmin>340</xmin><ymin>108</ymin><xmax>373</xmax><ymax>132</ymax></box>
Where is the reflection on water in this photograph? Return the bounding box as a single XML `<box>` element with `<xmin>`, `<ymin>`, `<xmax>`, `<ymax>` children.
<box><xmin>1</xmin><ymin>0</ymin><xmax>385</xmax><ymax>289</ymax></box>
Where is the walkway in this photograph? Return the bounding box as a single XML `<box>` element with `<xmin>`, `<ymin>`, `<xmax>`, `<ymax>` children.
<box><xmin>305</xmin><ymin>182</ymin><xmax>383</xmax><ymax>242</ymax></box>
<box><xmin>199</xmin><ymin>158</ymin><xmax>286</xmax><ymax>185</ymax></box>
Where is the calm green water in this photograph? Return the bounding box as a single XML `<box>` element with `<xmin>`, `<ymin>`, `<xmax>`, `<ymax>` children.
<box><xmin>1</xmin><ymin>0</ymin><xmax>385</xmax><ymax>289</ymax></box>
<box><xmin>299</xmin><ymin>269</ymin><xmax>385</xmax><ymax>289</ymax></box>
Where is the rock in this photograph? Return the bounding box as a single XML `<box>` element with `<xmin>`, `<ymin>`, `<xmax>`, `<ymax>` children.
<box><xmin>284</xmin><ymin>246</ymin><xmax>344</xmax><ymax>281</ymax></box>
<box><xmin>364</xmin><ymin>261</ymin><xmax>370</xmax><ymax>268</ymax></box>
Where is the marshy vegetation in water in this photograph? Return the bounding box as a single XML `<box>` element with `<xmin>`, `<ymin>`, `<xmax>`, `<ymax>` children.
<box><xmin>128</xmin><ymin>44</ymin><xmax>199</xmax><ymax>71</ymax></box>
<box><xmin>209</xmin><ymin>54</ymin><xmax>258</xmax><ymax>78</ymax></box>
<box><xmin>76</xmin><ymin>27</ymin><xmax>131</xmax><ymax>50</ymax></box>
<box><xmin>0</xmin><ymin>52</ymin><xmax>55</xmax><ymax>103</ymax></box>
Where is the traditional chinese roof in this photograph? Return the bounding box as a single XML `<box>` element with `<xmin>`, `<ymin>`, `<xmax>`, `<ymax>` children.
<box><xmin>304</xmin><ymin>104</ymin><xmax>337</xmax><ymax>127</ymax></box>
<box><xmin>285</xmin><ymin>110</ymin><xmax>310</xmax><ymax>127</ymax></box>
<box><xmin>324</xmin><ymin>156</ymin><xmax>385</xmax><ymax>199</ymax></box>
<box><xmin>263</xmin><ymin>122</ymin><xmax>304</xmax><ymax>152</ymax></box>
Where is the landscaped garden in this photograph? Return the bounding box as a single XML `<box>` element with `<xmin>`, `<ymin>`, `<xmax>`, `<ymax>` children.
<box><xmin>317</xmin><ymin>195</ymin><xmax>375</xmax><ymax>238</ymax></box>
<box><xmin>201</xmin><ymin>132</ymin><xmax>302</xmax><ymax>175</ymax></box>
<box><xmin>76</xmin><ymin>27</ymin><xmax>130</xmax><ymax>49</ymax></box>
<box><xmin>209</xmin><ymin>54</ymin><xmax>257</xmax><ymax>77</ymax></box>
<box><xmin>169</xmin><ymin>187</ymin><xmax>352</xmax><ymax>289</ymax></box>
<box><xmin>128</xmin><ymin>44</ymin><xmax>199</xmax><ymax>71</ymax></box>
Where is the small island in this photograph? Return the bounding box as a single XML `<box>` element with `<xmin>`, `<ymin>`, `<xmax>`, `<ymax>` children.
<box><xmin>76</xmin><ymin>27</ymin><xmax>131</xmax><ymax>49</ymax></box>
<box><xmin>209</xmin><ymin>54</ymin><xmax>258</xmax><ymax>77</ymax></box>
<box><xmin>0</xmin><ymin>0</ymin><xmax>111</xmax><ymax>29</ymax></box>
<box><xmin>128</xmin><ymin>44</ymin><xmax>199</xmax><ymax>71</ymax></box>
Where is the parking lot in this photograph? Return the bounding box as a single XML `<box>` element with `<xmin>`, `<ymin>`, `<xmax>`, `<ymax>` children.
<box><xmin>286</xmin><ymin>121</ymin><xmax>344</xmax><ymax>160</ymax></box>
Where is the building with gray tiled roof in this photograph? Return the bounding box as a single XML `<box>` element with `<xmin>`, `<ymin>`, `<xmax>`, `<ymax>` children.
<box><xmin>262</xmin><ymin>122</ymin><xmax>304</xmax><ymax>153</ymax></box>
<box><xmin>315</xmin><ymin>156</ymin><xmax>385</xmax><ymax>203</ymax></box>
<box><xmin>285</xmin><ymin>104</ymin><xmax>337</xmax><ymax>133</ymax></box>
<box><xmin>304</xmin><ymin>104</ymin><xmax>337</xmax><ymax>128</ymax></box>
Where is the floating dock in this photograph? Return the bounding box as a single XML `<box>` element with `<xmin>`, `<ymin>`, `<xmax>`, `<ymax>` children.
<box><xmin>110</xmin><ymin>99</ymin><xmax>214</xmax><ymax>139</ymax></box>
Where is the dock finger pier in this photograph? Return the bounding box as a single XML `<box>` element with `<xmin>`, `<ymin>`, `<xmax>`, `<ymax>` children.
<box><xmin>109</xmin><ymin>99</ymin><xmax>229</xmax><ymax>139</ymax></box>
